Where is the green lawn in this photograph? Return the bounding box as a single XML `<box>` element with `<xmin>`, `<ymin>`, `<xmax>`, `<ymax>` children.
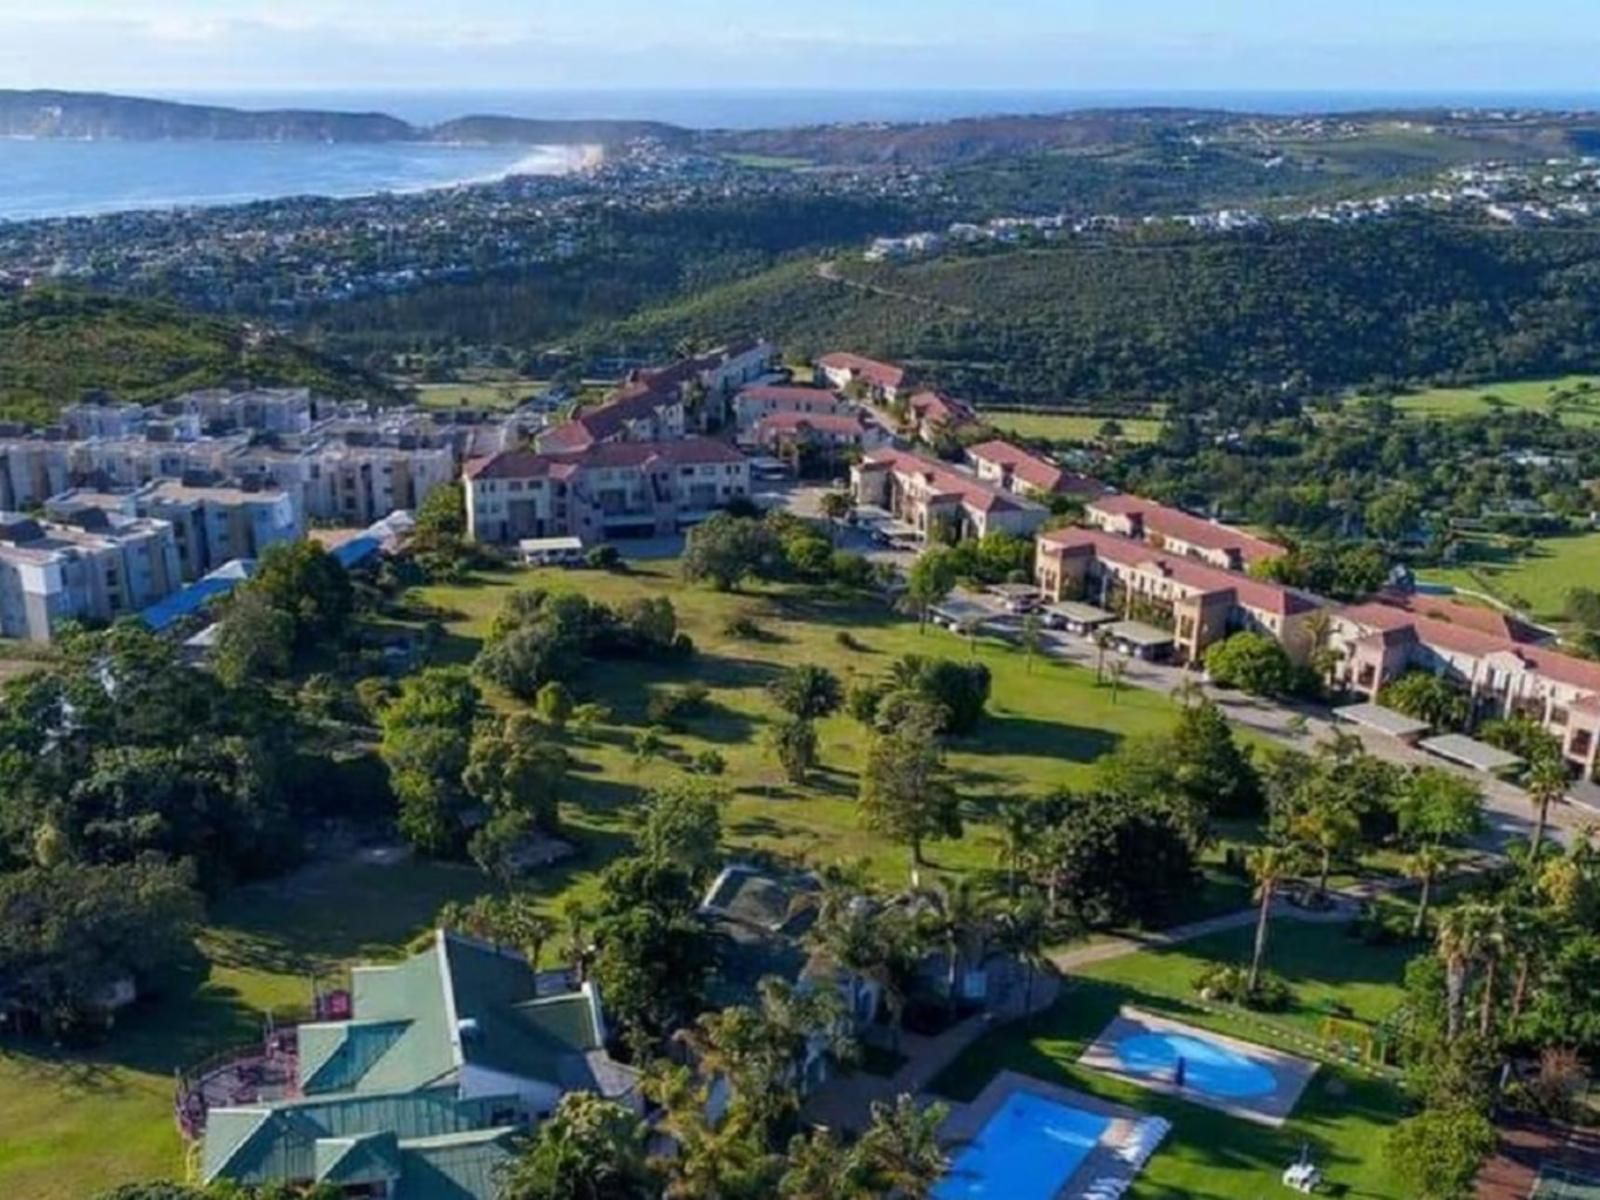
<box><xmin>932</xmin><ymin>920</ymin><xmax>1417</xmax><ymax>1199</ymax></box>
<box><xmin>0</xmin><ymin>858</ymin><xmax>488</xmax><ymax>1200</ymax></box>
<box><xmin>1418</xmin><ymin>530</ymin><xmax>1600</xmax><ymax>624</ymax></box>
<box><xmin>408</xmin><ymin>380</ymin><xmax>543</xmax><ymax>410</ymax></box>
<box><xmin>981</xmin><ymin>410</ymin><xmax>1164</xmax><ymax>444</ymax></box>
<box><xmin>1392</xmin><ymin>375</ymin><xmax>1600</xmax><ymax>426</ymax></box>
<box><xmin>722</xmin><ymin>153</ymin><xmax>815</xmax><ymax>171</ymax></box>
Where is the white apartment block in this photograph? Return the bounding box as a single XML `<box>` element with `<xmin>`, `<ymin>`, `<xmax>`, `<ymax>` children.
<box><xmin>0</xmin><ymin>510</ymin><xmax>183</xmax><ymax>642</ymax></box>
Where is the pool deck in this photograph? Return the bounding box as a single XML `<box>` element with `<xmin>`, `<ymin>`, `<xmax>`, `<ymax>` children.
<box><xmin>1078</xmin><ymin>1006</ymin><xmax>1317</xmax><ymax>1128</ymax></box>
<box><xmin>940</xmin><ymin>1070</ymin><xmax>1170</xmax><ymax>1200</ymax></box>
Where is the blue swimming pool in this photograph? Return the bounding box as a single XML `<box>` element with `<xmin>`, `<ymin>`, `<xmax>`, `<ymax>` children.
<box><xmin>934</xmin><ymin>1091</ymin><xmax>1111</xmax><ymax>1200</ymax></box>
<box><xmin>1114</xmin><ymin>1031</ymin><xmax>1277</xmax><ymax>1098</ymax></box>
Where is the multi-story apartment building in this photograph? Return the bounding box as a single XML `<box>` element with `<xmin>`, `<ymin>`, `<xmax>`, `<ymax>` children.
<box><xmin>71</xmin><ymin>434</ymin><xmax>248</xmax><ymax>490</ymax></box>
<box><xmin>170</xmin><ymin>387</ymin><xmax>316</xmax><ymax>435</ymax></box>
<box><xmin>48</xmin><ymin>480</ymin><xmax>302</xmax><ymax>580</ymax></box>
<box><xmin>0</xmin><ymin>438</ymin><xmax>72</xmax><ymax>510</ymax></box>
<box><xmin>1034</xmin><ymin>526</ymin><xmax>1323</xmax><ymax>666</ymax></box>
<box><xmin>308</xmin><ymin>444</ymin><xmax>456</xmax><ymax>528</ymax></box>
<box><xmin>60</xmin><ymin>402</ymin><xmax>147</xmax><ymax>440</ymax></box>
<box><xmin>904</xmin><ymin>390</ymin><xmax>977</xmax><ymax>441</ymax></box>
<box><xmin>730</xmin><ymin>385</ymin><xmax>849</xmax><ymax>434</ymax></box>
<box><xmin>817</xmin><ymin>352</ymin><xmax>906</xmax><ymax>402</ymax></box>
<box><xmin>465</xmin><ymin>439</ymin><xmax>750</xmax><ymax>545</ymax></box>
<box><xmin>1083</xmin><ymin>493</ymin><xmax>1285</xmax><ymax>572</ymax></box>
<box><xmin>0</xmin><ymin>509</ymin><xmax>183</xmax><ymax>642</ymax></box>
<box><xmin>966</xmin><ymin>439</ymin><xmax>1107</xmax><ymax>499</ymax></box>
<box><xmin>1332</xmin><ymin>593</ymin><xmax>1600</xmax><ymax>776</ymax></box>
<box><xmin>746</xmin><ymin>410</ymin><xmax>888</xmax><ymax>459</ymax></box>
<box><xmin>850</xmin><ymin>447</ymin><xmax>1048</xmax><ymax>542</ymax></box>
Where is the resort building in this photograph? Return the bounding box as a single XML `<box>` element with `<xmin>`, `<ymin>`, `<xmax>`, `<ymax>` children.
<box><xmin>1332</xmin><ymin>593</ymin><xmax>1600</xmax><ymax>775</ymax></box>
<box><xmin>1034</xmin><ymin>526</ymin><xmax>1323</xmax><ymax>666</ymax></box>
<box><xmin>0</xmin><ymin>509</ymin><xmax>183</xmax><ymax>642</ymax></box>
<box><xmin>905</xmin><ymin>390</ymin><xmax>977</xmax><ymax>441</ymax></box>
<box><xmin>1083</xmin><ymin>493</ymin><xmax>1285</xmax><ymax>572</ymax></box>
<box><xmin>730</xmin><ymin>384</ymin><xmax>849</xmax><ymax>434</ymax></box>
<box><xmin>965</xmin><ymin>439</ymin><xmax>1107</xmax><ymax>499</ymax></box>
<box><xmin>196</xmin><ymin>930</ymin><xmax>635</xmax><ymax>1200</ymax></box>
<box><xmin>817</xmin><ymin>352</ymin><xmax>906</xmax><ymax>402</ymax></box>
<box><xmin>850</xmin><ymin>447</ymin><xmax>1048</xmax><ymax>542</ymax></box>
<box><xmin>464</xmin><ymin>438</ymin><xmax>751</xmax><ymax>544</ymax></box>
<box><xmin>745</xmin><ymin>411</ymin><xmax>888</xmax><ymax>461</ymax></box>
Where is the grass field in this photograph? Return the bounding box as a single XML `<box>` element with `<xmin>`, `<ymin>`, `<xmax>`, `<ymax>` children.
<box><xmin>408</xmin><ymin>380</ymin><xmax>543</xmax><ymax>410</ymax></box>
<box><xmin>1418</xmin><ymin>530</ymin><xmax>1600</xmax><ymax>624</ymax></box>
<box><xmin>981</xmin><ymin>410</ymin><xmax>1164</xmax><ymax>444</ymax></box>
<box><xmin>932</xmin><ymin>919</ymin><xmax>1415</xmax><ymax>1199</ymax></box>
<box><xmin>1392</xmin><ymin>375</ymin><xmax>1600</xmax><ymax>426</ymax></box>
<box><xmin>722</xmin><ymin>153</ymin><xmax>814</xmax><ymax>171</ymax></box>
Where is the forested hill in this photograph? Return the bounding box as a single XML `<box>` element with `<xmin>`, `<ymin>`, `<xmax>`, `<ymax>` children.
<box><xmin>572</xmin><ymin>219</ymin><xmax>1600</xmax><ymax>416</ymax></box>
<box><xmin>0</xmin><ymin>289</ymin><xmax>388</xmax><ymax>424</ymax></box>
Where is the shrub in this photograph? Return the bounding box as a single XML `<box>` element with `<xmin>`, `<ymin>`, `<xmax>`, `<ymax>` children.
<box><xmin>1193</xmin><ymin>963</ymin><xmax>1292</xmax><ymax>1011</ymax></box>
<box><xmin>1203</xmin><ymin>631</ymin><xmax>1295</xmax><ymax>697</ymax></box>
<box><xmin>846</xmin><ymin>678</ymin><xmax>891</xmax><ymax>724</ymax></box>
<box><xmin>689</xmin><ymin>749</ymin><xmax>727</xmax><ymax>777</ymax></box>
<box><xmin>646</xmin><ymin>682</ymin><xmax>712</xmax><ymax>728</ymax></box>
<box><xmin>722</xmin><ymin>614</ymin><xmax>767</xmax><ymax>640</ymax></box>
<box><xmin>835</xmin><ymin>630</ymin><xmax>867</xmax><ymax>652</ymax></box>
<box><xmin>585</xmin><ymin>544</ymin><xmax>622</xmax><ymax>570</ymax></box>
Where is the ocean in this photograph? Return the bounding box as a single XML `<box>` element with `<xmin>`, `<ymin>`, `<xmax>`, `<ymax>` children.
<box><xmin>7</xmin><ymin>87</ymin><xmax>1600</xmax><ymax>223</ymax></box>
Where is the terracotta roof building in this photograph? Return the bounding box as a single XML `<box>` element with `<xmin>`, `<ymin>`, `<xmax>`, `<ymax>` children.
<box><xmin>817</xmin><ymin>353</ymin><xmax>906</xmax><ymax>400</ymax></box>
<box><xmin>1084</xmin><ymin>493</ymin><xmax>1285</xmax><ymax>571</ymax></box>
<box><xmin>966</xmin><ymin>439</ymin><xmax>1107</xmax><ymax>498</ymax></box>
<box><xmin>851</xmin><ymin>447</ymin><xmax>1047</xmax><ymax>543</ymax></box>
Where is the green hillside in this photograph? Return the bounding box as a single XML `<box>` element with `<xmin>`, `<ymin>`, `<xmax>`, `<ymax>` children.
<box><xmin>0</xmin><ymin>289</ymin><xmax>386</xmax><ymax>424</ymax></box>
<box><xmin>574</xmin><ymin>218</ymin><xmax>1600</xmax><ymax>415</ymax></box>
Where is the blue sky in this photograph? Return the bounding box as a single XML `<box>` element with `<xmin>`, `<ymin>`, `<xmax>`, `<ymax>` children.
<box><xmin>1</xmin><ymin>1</ymin><xmax>1598</xmax><ymax>94</ymax></box>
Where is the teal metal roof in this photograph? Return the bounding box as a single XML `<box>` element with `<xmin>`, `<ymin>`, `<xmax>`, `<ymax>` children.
<box><xmin>298</xmin><ymin>1019</ymin><xmax>412</xmax><ymax>1094</ymax></box>
<box><xmin>444</xmin><ymin>935</ymin><xmax>601</xmax><ymax>1084</ymax></box>
<box><xmin>315</xmin><ymin>1131</ymin><xmax>402</xmax><ymax>1185</ymax></box>
<box><xmin>394</xmin><ymin>1128</ymin><xmax>519</xmax><ymax>1200</ymax></box>
<box><xmin>340</xmin><ymin>940</ymin><xmax>459</xmax><ymax>1094</ymax></box>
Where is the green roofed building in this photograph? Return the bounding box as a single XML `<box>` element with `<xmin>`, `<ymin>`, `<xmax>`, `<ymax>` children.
<box><xmin>200</xmin><ymin>930</ymin><xmax>637</xmax><ymax>1200</ymax></box>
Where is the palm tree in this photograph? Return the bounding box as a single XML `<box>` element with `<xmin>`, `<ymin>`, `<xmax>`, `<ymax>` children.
<box><xmin>500</xmin><ymin>895</ymin><xmax>556</xmax><ymax>991</ymax></box>
<box><xmin>920</xmin><ymin>878</ymin><xmax>990</xmax><ymax>1023</ymax></box>
<box><xmin>1407</xmin><ymin>843</ymin><xmax>1451</xmax><ymax>938</ymax></box>
<box><xmin>1507</xmin><ymin>907</ymin><xmax>1546</xmax><ymax>1023</ymax></box>
<box><xmin>1525</xmin><ymin>754</ymin><xmax>1568</xmax><ymax>859</ymax></box>
<box><xmin>998</xmin><ymin>896</ymin><xmax>1051</xmax><ymax>1026</ymax></box>
<box><xmin>1246</xmin><ymin>845</ymin><xmax>1302</xmax><ymax>993</ymax></box>
<box><xmin>992</xmin><ymin>794</ymin><xmax>1034</xmax><ymax>897</ymax></box>
<box><xmin>1475</xmin><ymin>902</ymin><xmax>1508</xmax><ymax>1038</ymax></box>
<box><xmin>819</xmin><ymin>491</ymin><xmax>854</xmax><ymax>544</ymax></box>
<box><xmin>855</xmin><ymin>1095</ymin><xmax>951</xmax><ymax>1200</ymax></box>
<box><xmin>1304</xmin><ymin>609</ymin><xmax>1341</xmax><ymax>689</ymax></box>
<box><xmin>559</xmin><ymin>896</ymin><xmax>591</xmax><ymax>983</ymax></box>
<box><xmin>780</xmin><ymin>1130</ymin><xmax>864</xmax><ymax>1200</ymax></box>
<box><xmin>1291</xmin><ymin>792</ymin><xmax>1361</xmax><ymax>904</ymax></box>
<box><xmin>1436</xmin><ymin>903</ymin><xmax>1487</xmax><ymax>1041</ymax></box>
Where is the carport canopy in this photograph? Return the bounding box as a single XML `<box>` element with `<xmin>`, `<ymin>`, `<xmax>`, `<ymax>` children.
<box><xmin>1333</xmin><ymin>702</ymin><xmax>1431</xmax><ymax>740</ymax></box>
<box><xmin>1420</xmin><ymin>733</ymin><xmax>1525</xmax><ymax>775</ymax></box>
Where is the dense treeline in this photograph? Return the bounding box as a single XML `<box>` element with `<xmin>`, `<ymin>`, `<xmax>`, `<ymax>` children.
<box><xmin>577</xmin><ymin>218</ymin><xmax>1600</xmax><ymax>415</ymax></box>
<box><xmin>0</xmin><ymin>288</ymin><xmax>386</xmax><ymax>422</ymax></box>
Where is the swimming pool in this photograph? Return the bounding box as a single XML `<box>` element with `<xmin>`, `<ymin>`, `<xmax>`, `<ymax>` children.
<box><xmin>1114</xmin><ymin>1031</ymin><xmax>1277</xmax><ymax>1098</ymax></box>
<box><xmin>935</xmin><ymin>1091</ymin><xmax>1111</xmax><ymax>1200</ymax></box>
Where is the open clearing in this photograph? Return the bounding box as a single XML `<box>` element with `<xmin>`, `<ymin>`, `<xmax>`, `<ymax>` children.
<box><xmin>1418</xmin><ymin>530</ymin><xmax>1600</xmax><ymax>624</ymax></box>
<box><xmin>1392</xmin><ymin>375</ymin><xmax>1600</xmax><ymax>426</ymax></box>
<box><xmin>981</xmin><ymin>410</ymin><xmax>1164</xmax><ymax>444</ymax></box>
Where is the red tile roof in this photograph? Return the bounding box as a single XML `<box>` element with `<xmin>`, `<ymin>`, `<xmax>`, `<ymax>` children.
<box><xmin>907</xmin><ymin>390</ymin><xmax>976</xmax><ymax>428</ymax></box>
<box><xmin>1340</xmin><ymin>598</ymin><xmax>1600</xmax><ymax>694</ymax></box>
<box><xmin>966</xmin><ymin>439</ymin><xmax>1105</xmax><ymax>496</ymax></box>
<box><xmin>1086</xmin><ymin>493</ymin><xmax>1284</xmax><ymax>564</ymax></box>
<box><xmin>735</xmin><ymin>385</ymin><xmax>846</xmax><ymax>410</ymax></box>
<box><xmin>860</xmin><ymin>447</ymin><xmax>1025</xmax><ymax>515</ymax></box>
<box><xmin>1373</xmin><ymin>590</ymin><xmax>1546</xmax><ymax>644</ymax></box>
<box><xmin>1039</xmin><ymin>525</ymin><xmax>1317</xmax><ymax>617</ymax></box>
<box><xmin>818</xmin><ymin>353</ymin><xmax>905</xmax><ymax>391</ymax></box>
<box><xmin>754</xmin><ymin>411</ymin><xmax>871</xmax><ymax>437</ymax></box>
<box><xmin>541</xmin><ymin>381</ymin><xmax>684</xmax><ymax>452</ymax></box>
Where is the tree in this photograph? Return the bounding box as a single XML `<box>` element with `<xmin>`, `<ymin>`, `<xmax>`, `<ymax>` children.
<box><xmin>501</xmin><ymin>1092</ymin><xmax>658</xmax><ymax>1200</ymax></box>
<box><xmin>858</xmin><ymin>723</ymin><xmax>961</xmax><ymax>874</ymax></box>
<box><xmin>1408</xmin><ymin>843</ymin><xmax>1451</xmax><ymax>938</ymax></box>
<box><xmin>1020</xmin><ymin>611</ymin><xmax>1044</xmax><ymax>674</ymax></box>
<box><xmin>902</xmin><ymin>548</ymin><xmax>958</xmax><ymax>633</ymax></box>
<box><xmin>591</xmin><ymin>905</ymin><xmax>714</xmax><ymax>1040</ymax></box>
<box><xmin>1395</xmin><ymin>768</ymin><xmax>1484</xmax><ymax>848</ymax></box>
<box><xmin>1168</xmin><ymin>699</ymin><xmax>1262</xmax><ymax>817</ymax></box>
<box><xmin>766</xmin><ymin>716</ymin><xmax>819</xmax><ymax>785</ymax></box>
<box><xmin>917</xmin><ymin>878</ymin><xmax>990</xmax><ymax>1021</ymax></box>
<box><xmin>767</xmin><ymin>664</ymin><xmax>843</xmax><ymax>720</ymax></box>
<box><xmin>378</xmin><ymin>668</ymin><xmax>481</xmax><ymax>857</ymax></box>
<box><xmin>1380</xmin><ymin>671</ymin><xmax>1469</xmax><ymax>731</ymax></box>
<box><xmin>889</xmin><ymin>654</ymin><xmax>991</xmax><ymax>735</ymax></box>
<box><xmin>634</xmin><ymin>779</ymin><xmax>724</xmax><ymax>881</ymax></box>
<box><xmin>854</xmin><ymin>1095</ymin><xmax>950</xmax><ymax>1200</ymax></box>
<box><xmin>997</xmin><ymin>896</ymin><xmax>1051</xmax><ymax>1026</ymax></box>
<box><xmin>1204</xmin><ymin>631</ymin><xmax>1295</xmax><ymax>697</ymax></box>
<box><xmin>1246</xmin><ymin>845</ymin><xmax>1302</xmax><ymax>993</ymax></box>
<box><xmin>681</xmin><ymin>513</ymin><xmax>781</xmax><ymax>591</ymax></box>
<box><xmin>536</xmin><ymin>681</ymin><xmax>575</xmax><ymax>729</ymax></box>
<box><xmin>1290</xmin><ymin>789</ymin><xmax>1362</xmax><ymax>903</ymax></box>
<box><xmin>210</xmin><ymin>588</ymin><xmax>295</xmax><ymax>687</ymax></box>
<box><xmin>247</xmin><ymin>539</ymin><xmax>353</xmax><ymax>649</ymax></box>
<box><xmin>1385</xmin><ymin>1108</ymin><xmax>1496</xmax><ymax>1200</ymax></box>
<box><xmin>1525</xmin><ymin>753</ymin><xmax>1568</xmax><ymax>860</ymax></box>
<box><xmin>819</xmin><ymin>491</ymin><xmax>854</xmax><ymax>542</ymax></box>
<box><xmin>1106</xmin><ymin>654</ymin><xmax>1129</xmax><ymax>703</ymax></box>
<box><xmin>1437</xmin><ymin>904</ymin><xmax>1488</xmax><ymax>1042</ymax></box>
<box><xmin>462</xmin><ymin>714</ymin><xmax>570</xmax><ymax>876</ymax></box>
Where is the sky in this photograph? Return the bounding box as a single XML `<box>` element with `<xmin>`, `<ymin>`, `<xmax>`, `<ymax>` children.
<box><xmin>2</xmin><ymin>1</ymin><xmax>1600</xmax><ymax>96</ymax></box>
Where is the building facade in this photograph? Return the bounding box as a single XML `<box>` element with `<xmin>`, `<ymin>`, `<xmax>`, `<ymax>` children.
<box><xmin>965</xmin><ymin>439</ymin><xmax>1106</xmax><ymax>499</ymax></box>
<box><xmin>851</xmin><ymin>447</ymin><xmax>1047</xmax><ymax>542</ymax></box>
<box><xmin>817</xmin><ymin>352</ymin><xmax>906</xmax><ymax>402</ymax></box>
<box><xmin>1083</xmin><ymin>493</ymin><xmax>1285</xmax><ymax>572</ymax></box>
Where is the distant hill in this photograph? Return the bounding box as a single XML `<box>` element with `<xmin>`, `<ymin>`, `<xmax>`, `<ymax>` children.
<box><xmin>0</xmin><ymin>90</ymin><xmax>689</xmax><ymax>147</ymax></box>
<box><xmin>571</xmin><ymin>218</ymin><xmax>1600</xmax><ymax>417</ymax></box>
<box><xmin>0</xmin><ymin>288</ymin><xmax>387</xmax><ymax>424</ymax></box>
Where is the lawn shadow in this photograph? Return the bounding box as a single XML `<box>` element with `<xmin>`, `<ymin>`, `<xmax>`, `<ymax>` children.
<box><xmin>955</xmin><ymin>714</ymin><xmax>1122</xmax><ymax>764</ymax></box>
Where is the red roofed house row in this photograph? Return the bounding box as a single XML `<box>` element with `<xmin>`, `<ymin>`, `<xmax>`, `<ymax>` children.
<box><xmin>817</xmin><ymin>353</ymin><xmax>906</xmax><ymax>402</ymax></box>
<box><xmin>746</xmin><ymin>410</ymin><xmax>889</xmax><ymax>459</ymax></box>
<box><xmin>851</xmin><ymin>447</ymin><xmax>1047</xmax><ymax>543</ymax></box>
<box><xmin>965</xmin><ymin>439</ymin><xmax>1107</xmax><ymax>499</ymax></box>
<box><xmin>1034</xmin><ymin>526</ymin><xmax>1324</xmax><ymax>668</ymax></box>
<box><xmin>904</xmin><ymin>391</ymin><xmax>977</xmax><ymax>442</ymax></box>
<box><xmin>463</xmin><ymin>438</ymin><xmax>750</xmax><ymax>544</ymax></box>
<box><xmin>731</xmin><ymin>385</ymin><xmax>850</xmax><ymax>435</ymax></box>
<box><xmin>1333</xmin><ymin>597</ymin><xmax>1600</xmax><ymax>775</ymax></box>
<box><xmin>537</xmin><ymin>342</ymin><xmax>777</xmax><ymax>454</ymax></box>
<box><xmin>1083</xmin><ymin>493</ymin><xmax>1285</xmax><ymax>572</ymax></box>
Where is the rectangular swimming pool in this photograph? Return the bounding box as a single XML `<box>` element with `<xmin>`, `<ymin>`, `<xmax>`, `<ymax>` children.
<box><xmin>935</xmin><ymin>1090</ymin><xmax>1112</xmax><ymax>1200</ymax></box>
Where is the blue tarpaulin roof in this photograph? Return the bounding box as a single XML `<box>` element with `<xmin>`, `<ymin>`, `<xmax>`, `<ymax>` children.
<box><xmin>333</xmin><ymin>535</ymin><xmax>382</xmax><ymax>568</ymax></box>
<box><xmin>140</xmin><ymin>559</ymin><xmax>256</xmax><ymax>631</ymax></box>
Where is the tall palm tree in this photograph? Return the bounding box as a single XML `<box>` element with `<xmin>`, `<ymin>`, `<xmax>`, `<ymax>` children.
<box><xmin>1246</xmin><ymin>844</ymin><xmax>1302</xmax><ymax>993</ymax></box>
<box><xmin>992</xmin><ymin>794</ymin><xmax>1034</xmax><ymax>897</ymax></box>
<box><xmin>998</xmin><ymin>896</ymin><xmax>1050</xmax><ymax>1026</ymax></box>
<box><xmin>1304</xmin><ymin>609</ymin><xmax>1340</xmax><ymax>689</ymax></box>
<box><xmin>780</xmin><ymin>1130</ymin><xmax>864</xmax><ymax>1200</ymax></box>
<box><xmin>855</xmin><ymin>1095</ymin><xmax>951</xmax><ymax>1200</ymax></box>
<box><xmin>1093</xmin><ymin>630</ymin><xmax>1110</xmax><ymax>683</ymax></box>
<box><xmin>1436</xmin><ymin>903</ymin><xmax>1487</xmax><ymax>1041</ymax></box>
<box><xmin>1291</xmin><ymin>792</ymin><xmax>1361</xmax><ymax>904</ymax></box>
<box><xmin>1506</xmin><ymin>906</ymin><xmax>1546</xmax><ymax>1024</ymax></box>
<box><xmin>1407</xmin><ymin>843</ymin><xmax>1451</xmax><ymax>938</ymax></box>
<box><xmin>500</xmin><ymin>896</ymin><xmax>556</xmax><ymax>993</ymax></box>
<box><xmin>920</xmin><ymin>878</ymin><xmax>990</xmax><ymax>1022</ymax></box>
<box><xmin>1525</xmin><ymin>755</ymin><xmax>1568</xmax><ymax>859</ymax></box>
<box><xmin>1475</xmin><ymin>903</ymin><xmax>1508</xmax><ymax>1038</ymax></box>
